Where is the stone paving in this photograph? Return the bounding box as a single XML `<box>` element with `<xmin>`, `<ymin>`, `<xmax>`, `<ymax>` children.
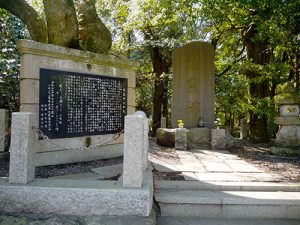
<box><xmin>151</xmin><ymin>149</ymin><xmax>277</xmax><ymax>182</ymax></box>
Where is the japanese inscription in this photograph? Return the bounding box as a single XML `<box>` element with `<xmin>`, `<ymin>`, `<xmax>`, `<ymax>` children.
<box><xmin>39</xmin><ymin>68</ymin><xmax>127</xmax><ymax>139</ymax></box>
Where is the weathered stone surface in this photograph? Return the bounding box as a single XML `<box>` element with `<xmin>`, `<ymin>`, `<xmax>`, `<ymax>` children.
<box><xmin>275</xmin><ymin>117</ymin><xmax>300</xmax><ymax>125</ymax></box>
<box><xmin>161</xmin><ymin>117</ymin><xmax>167</xmax><ymax>128</ymax></box>
<box><xmin>0</xmin><ymin>171</ymin><xmax>153</xmax><ymax>217</ymax></box>
<box><xmin>35</xmin><ymin>144</ymin><xmax>123</xmax><ymax>166</ymax></box>
<box><xmin>156</xmin><ymin>128</ymin><xmax>176</xmax><ymax>147</ymax></box>
<box><xmin>92</xmin><ymin>164</ymin><xmax>123</xmax><ymax>179</ymax></box>
<box><xmin>135</xmin><ymin>111</ymin><xmax>149</xmax><ymax>170</ymax></box>
<box><xmin>279</xmin><ymin>105</ymin><xmax>299</xmax><ymax>117</ymax></box>
<box><xmin>123</xmin><ymin>115</ymin><xmax>144</xmax><ymax>188</ymax></box>
<box><xmin>187</xmin><ymin>128</ymin><xmax>211</xmax><ymax>150</ymax></box>
<box><xmin>275</xmin><ymin>125</ymin><xmax>300</xmax><ymax>147</ymax></box>
<box><xmin>9</xmin><ymin>113</ymin><xmax>37</xmax><ymax>184</ymax></box>
<box><xmin>0</xmin><ymin>109</ymin><xmax>9</xmax><ymax>152</ymax></box>
<box><xmin>172</xmin><ymin>41</ymin><xmax>215</xmax><ymax>129</ymax></box>
<box><xmin>175</xmin><ymin>128</ymin><xmax>188</xmax><ymax>150</ymax></box>
<box><xmin>211</xmin><ymin>129</ymin><xmax>235</xmax><ymax>150</ymax></box>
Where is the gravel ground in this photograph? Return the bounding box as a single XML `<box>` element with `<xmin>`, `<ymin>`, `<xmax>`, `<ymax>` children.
<box><xmin>230</xmin><ymin>139</ymin><xmax>300</xmax><ymax>182</ymax></box>
<box><xmin>0</xmin><ymin>154</ymin><xmax>123</xmax><ymax>178</ymax></box>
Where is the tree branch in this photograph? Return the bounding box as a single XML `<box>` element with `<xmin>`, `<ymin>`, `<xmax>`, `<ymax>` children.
<box><xmin>0</xmin><ymin>0</ymin><xmax>47</xmax><ymax>43</ymax></box>
<box><xmin>217</xmin><ymin>46</ymin><xmax>246</xmax><ymax>77</ymax></box>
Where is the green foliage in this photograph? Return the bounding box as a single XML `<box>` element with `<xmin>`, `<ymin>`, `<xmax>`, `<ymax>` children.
<box><xmin>0</xmin><ymin>9</ymin><xmax>29</xmax><ymax>112</ymax></box>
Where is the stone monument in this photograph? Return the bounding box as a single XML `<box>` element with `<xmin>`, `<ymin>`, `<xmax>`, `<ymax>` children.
<box><xmin>17</xmin><ymin>40</ymin><xmax>138</xmax><ymax>166</ymax></box>
<box><xmin>272</xmin><ymin>83</ymin><xmax>300</xmax><ymax>155</ymax></box>
<box><xmin>171</xmin><ymin>41</ymin><xmax>215</xmax><ymax>129</ymax></box>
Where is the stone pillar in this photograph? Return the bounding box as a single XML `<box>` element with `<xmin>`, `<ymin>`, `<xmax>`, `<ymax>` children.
<box><xmin>135</xmin><ymin>111</ymin><xmax>149</xmax><ymax>170</ymax></box>
<box><xmin>9</xmin><ymin>112</ymin><xmax>37</xmax><ymax>184</ymax></box>
<box><xmin>240</xmin><ymin>118</ymin><xmax>248</xmax><ymax>139</ymax></box>
<box><xmin>172</xmin><ymin>41</ymin><xmax>215</xmax><ymax>129</ymax></box>
<box><xmin>175</xmin><ymin>128</ymin><xmax>188</xmax><ymax>150</ymax></box>
<box><xmin>161</xmin><ymin>117</ymin><xmax>167</xmax><ymax>128</ymax></box>
<box><xmin>0</xmin><ymin>109</ymin><xmax>9</xmax><ymax>152</ymax></box>
<box><xmin>123</xmin><ymin>114</ymin><xmax>144</xmax><ymax>188</ymax></box>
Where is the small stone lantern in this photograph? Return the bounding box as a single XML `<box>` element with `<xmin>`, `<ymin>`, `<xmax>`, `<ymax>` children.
<box><xmin>274</xmin><ymin>83</ymin><xmax>300</xmax><ymax>149</ymax></box>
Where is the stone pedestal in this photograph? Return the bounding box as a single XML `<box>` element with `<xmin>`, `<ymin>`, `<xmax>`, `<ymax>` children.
<box><xmin>9</xmin><ymin>112</ymin><xmax>37</xmax><ymax>184</ymax></box>
<box><xmin>187</xmin><ymin>128</ymin><xmax>211</xmax><ymax>150</ymax></box>
<box><xmin>171</xmin><ymin>41</ymin><xmax>215</xmax><ymax>128</ymax></box>
<box><xmin>175</xmin><ymin>128</ymin><xmax>188</xmax><ymax>150</ymax></box>
<box><xmin>275</xmin><ymin>117</ymin><xmax>300</xmax><ymax>147</ymax></box>
<box><xmin>123</xmin><ymin>115</ymin><xmax>144</xmax><ymax>188</ymax></box>
<box><xmin>0</xmin><ymin>109</ymin><xmax>9</xmax><ymax>152</ymax></box>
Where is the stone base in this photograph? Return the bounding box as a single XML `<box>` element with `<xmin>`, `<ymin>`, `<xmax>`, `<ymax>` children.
<box><xmin>188</xmin><ymin>128</ymin><xmax>211</xmax><ymax>149</ymax></box>
<box><xmin>270</xmin><ymin>147</ymin><xmax>300</xmax><ymax>157</ymax></box>
<box><xmin>35</xmin><ymin>144</ymin><xmax>123</xmax><ymax>166</ymax></box>
<box><xmin>156</xmin><ymin>128</ymin><xmax>176</xmax><ymax>147</ymax></box>
<box><xmin>0</xmin><ymin>170</ymin><xmax>153</xmax><ymax>216</ymax></box>
<box><xmin>211</xmin><ymin>129</ymin><xmax>235</xmax><ymax>150</ymax></box>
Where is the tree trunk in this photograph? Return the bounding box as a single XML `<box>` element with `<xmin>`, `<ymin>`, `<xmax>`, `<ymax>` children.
<box><xmin>150</xmin><ymin>47</ymin><xmax>170</xmax><ymax>134</ymax></box>
<box><xmin>243</xmin><ymin>24</ymin><xmax>271</xmax><ymax>142</ymax></box>
<box><xmin>43</xmin><ymin>0</ymin><xmax>80</xmax><ymax>48</ymax></box>
<box><xmin>75</xmin><ymin>0</ymin><xmax>112</xmax><ymax>54</ymax></box>
<box><xmin>0</xmin><ymin>0</ymin><xmax>47</xmax><ymax>43</ymax></box>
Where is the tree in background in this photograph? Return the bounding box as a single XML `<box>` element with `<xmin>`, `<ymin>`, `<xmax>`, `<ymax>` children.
<box><xmin>0</xmin><ymin>0</ymin><xmax>112</xmax><ymax>54</ymax></box>
<box><xmin>98</xmin><ymin>0</ymin><xmax>208</xmax><ymax>133</ymax></box>
<box><xmin>202</xmin><ymin>0</ymin><xmax>300</xmax><ymax>142</ymax></box>
<box><xmin>0</xmin><ymin>9</ymin><xmax>29</xmax><ymax>112</ymax></box>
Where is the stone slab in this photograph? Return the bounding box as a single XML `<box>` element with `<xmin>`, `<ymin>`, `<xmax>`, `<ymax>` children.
<box><xmin>92</xmin><ymin>164</ymin><xmax>123</xmax><ymax>179</ymax></box>
<box><xmin>50</xmin><ymin>172</ymin><xmax>103</xmax><ymax>180</ymax></box>
<box><xmin>225</xmin><ymin>160</ymin><xmax>262</xmax><ymax>173</ymax></box>
<box><xmin>0</xmin><ymin>170</ymin><xmax>153</xmax><ymax>217</ymax></box>
<box><xmin>195</xmin><ymin>172</ymin><xmax>276</xmax><ymax>182</ymax></box>
<box><xmin>201</xmin><ymin>161</ymin><xmax>233</xmax><ymax>172</ymax></box>
<box><xmin>35</xmin><ymin>144</ymin><xmax>123</xmax><ymax>166</ymax></box>
<box><xmin>157</xmin><ymin>217</ymin><xmax>300</xmax><ymax>225</ymax></box>
<box><xmin>0</xmin><ymin>212</ymin><xmax>156</xmax><ymax>225</ymax></box>
<box><xmin>275</xmin><ymin>117</ymin><xmax>300</xmax><ymax>125</ymax></box>
<box><xmin>156</xmin><ymin>180</ymin><xmax>300</xmax><ymax>192</ymax></box>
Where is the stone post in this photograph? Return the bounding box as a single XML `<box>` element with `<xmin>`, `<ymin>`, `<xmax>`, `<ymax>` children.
<box><xmin>240</xmin><ymin>118</ymin><xmax>248</xmax><ymax>139</ymax></box>
<box><xmin>123</xmin><ymin>114</ymin><xmax>144</xmax><ymax>188</ymax></box>
<box><xmin>0</xmin><ymin>109</ymin><xmax>9</xmax><ymax>152</ymax></box>
<box><xmin>175</xmin><ymin>128</ymin><xmax>188</xmax><ymax>150</ymax></box>
<box><xmin>9</xmin><ymin>112</ymin><xmax>37</xmax><ymax>184</ymax></box>
<box><xmin>161</xmin><ymin>117</ymin><xmax>167</xmax><ymax>128</ymax></box>
<box><xmin>135</xmin><ymin>111</ymin><xmax>149</xmax><ymax>170</ymax></box>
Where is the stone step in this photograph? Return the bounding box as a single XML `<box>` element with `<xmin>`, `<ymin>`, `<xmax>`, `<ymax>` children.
<box><xmin>157</xmin><ymin>216</ymin><xmax>300</xmax><ymax>225</ymax></box>
<box><xmin>156</xmin><ymin>180</ymin><xmax>300</xmax><ymax>192</ymax></box>
<box><xmin>155</xmin><ymin>190</ymin><xmax>300</xmax><ymax>219</ymax></box>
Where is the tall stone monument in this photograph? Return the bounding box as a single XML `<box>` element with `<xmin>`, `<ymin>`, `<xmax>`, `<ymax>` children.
<box><xmin>171</xmin><ymin>41</ymin><xmax>215</xmax><ymax>129</ymax></box>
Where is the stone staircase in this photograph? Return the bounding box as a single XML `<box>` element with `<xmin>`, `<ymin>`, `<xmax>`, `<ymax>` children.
<box><xmin>154</xmin><ymin>180</ymin><xmax>300</xmax><ymax>219</ymax></box>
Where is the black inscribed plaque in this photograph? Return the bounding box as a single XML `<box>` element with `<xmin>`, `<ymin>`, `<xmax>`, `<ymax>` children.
<box><xmin>39</xmin><ymin>68</ymin><xmax>127</xmax><ymax>139</ymax></box>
